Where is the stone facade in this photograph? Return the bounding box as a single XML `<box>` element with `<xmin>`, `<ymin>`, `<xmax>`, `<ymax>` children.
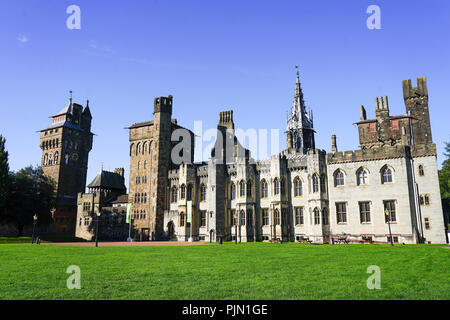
<box><xmin>40</xmin><ymin>98</ymin><xmax>93</xmax><ymax>235</ymax></box>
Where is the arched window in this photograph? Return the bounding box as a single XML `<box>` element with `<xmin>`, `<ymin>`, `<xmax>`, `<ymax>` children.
<box><xmin>322</xmin><ymin>208</ymin><xmax>329</xmax><ymax>225</ymax></box>
<box><xmin>136</xmin><ymin>143</ymin><xmax>141</xmax><ymax>156</ymax></box>
<box><xmin>230</xmin><ymin>183</ymin><xmax>236</xmax><ymax>200</ymax></box>
<box><xmin>312</xmin><ymin>175</ymin><xmax>319</xmax><ymax>193</ymax></box>
<box><xmin>200</xmin><ymin>184</ymin><xmax>207</xmax><ymax>201</ymax></box>
<box><xmin>382</xmin><ymin>167</ymin><xmax>393</xmax><ymax>184</ymax></box>
<box><xmin>130</xmin><ymin>144</ymin><xmax>135</xmax><ymax>156</ymax></box>
<box><xmin>239</xmin><ymin>180</ymin><xmax>246</xmax><ymax>197</ymax></box>
<box><xmin>334</xmin><ymin>171</ymin><xmax>344</xmax><ymax>186</ymax></box>
<box><xmin>294</xmin><ymin>177</ymin><xmax>303</xmax><ymax>197</ymax></box>
<box><xmin>261</xmin><ymin>180</ymin><xmax>268</xmax><ymax>198</ymax></box>
<box><xmin>314</xmin><ymin>208</ymin><xmax>320</xmax><ymax>225</ymax></box>
<box><xmin>246</xmin><ymin>180</ymin><xmax>252</xmax><ymax>197</ymax></box>
<box><xmin>54</xmin><ymin>151</ymin><xmax>59</xmax><ymax>165</ymax></box>
<box><xmin>180</xmin><ymin>212</ymin><xmax>185</xmax><ymax>227</ymax></box>
<box><xmin>48</xmin><ymin>153</ymin><xmax>53</xmax><ymax>165</ymax></box>
<box><xmin>187</xmin><ymin>184</ymin><xmax>193</xmax><ymax>201</ymax></box>
<box><xmin>43</xmin><ymin>153</ymin><xmax>48</xmax><ymax>166</ymax></box>
<box><xmin>144</xmin><ymin>160</ymin><xmax>148</xmax><ymax>169</ymax></box>
<box><xmin>180</xmin><ymin>184</ymin><xmax>186</xmax><ymax>199</ymax></box>
<box><xmin>143</xmin><ymin>142</ymin><xmax>147</xmax><ymax>154</ymax></box>
<box><xmin>240</xmin><ymin>210</ymin><xmax>246</xmax><ymax>226</ymax></box>
<box><xmin>274</xmin><ymin>209</ymin><xmax>280</xmax><ymax>225</ymax></box>
<box><xmin>357</xmin><ymin>169</ymin><xmax>368</xmax><ymax>185</ymax></box>
<box><xmin>418</xmin><ymin>165</ymin><xmax>424</xmax><ymax>176</ymax></box>
<box><xmin>273</xmin><ymin>178</ymin><xmax>280</xmax><ymax>195</ymax></box>
<box><xmin>171</xmin><ymin>186</ymin><xmax>178</xmax><ymax>203</ymax></box>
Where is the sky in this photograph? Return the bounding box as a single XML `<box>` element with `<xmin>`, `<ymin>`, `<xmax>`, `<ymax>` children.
<box><xmin>1</xmin><ymin>0</ymin><xmax>449</xmax><ymax>190</ymax></box>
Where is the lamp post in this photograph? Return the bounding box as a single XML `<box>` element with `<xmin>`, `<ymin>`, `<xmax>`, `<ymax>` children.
<box><xmin>95</xmin><ymin>211</ymin><xmax>101</xmax><ymax>247</ymax></box>
<box><xmin>385</xmin><ymin>209</ymin><xmax>393</xmax><ymax>246</ymax></box>
<box><xmin>31</xmin><ymin>214</ymin><xmax>38</xmax><ymax>244</ymax></box>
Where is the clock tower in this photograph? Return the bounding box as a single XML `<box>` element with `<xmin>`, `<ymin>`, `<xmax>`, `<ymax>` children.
<box><xmin>39</xmin><ymin>95</ymin><xmax>93</xmax><ymax>234</ymax></box>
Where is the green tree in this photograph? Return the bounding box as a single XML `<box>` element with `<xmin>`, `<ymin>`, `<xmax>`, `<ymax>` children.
<box><xmin>439</xmin><ymin>141</ymin><xmax>450</xmax><ymax>201</ymax></box>
<box><xmin>0</xmin><ymin>135</ymin><xmax>10</xmax><ymax>220</ymax></box>
<box><xmin>7</xmin><ymin>166</ymin><xmax>56</xmax><ymax>235</ymax></box>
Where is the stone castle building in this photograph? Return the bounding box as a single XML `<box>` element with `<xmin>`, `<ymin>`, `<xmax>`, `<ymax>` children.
<box><xmin>127</xmin><ymin>73</ymin><xmax>446</xmax><ymax>244</ymax></box>
<box><xmin>39</xmin><ymin>96</ymin><xmax>93</xmax><ymax>234</ymax></box>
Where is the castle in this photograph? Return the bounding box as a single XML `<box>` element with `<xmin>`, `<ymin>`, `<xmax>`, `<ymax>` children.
<box><xmin>42</xmin><ymin>72</ymin><xmax>447</xmax><ymax>243</ymax></box>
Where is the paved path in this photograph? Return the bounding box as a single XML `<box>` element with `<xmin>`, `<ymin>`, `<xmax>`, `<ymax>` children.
<box><xmin>45</xmin><ymin>241</ymin><xmax>209</xmax><ymax>247</ymax></box>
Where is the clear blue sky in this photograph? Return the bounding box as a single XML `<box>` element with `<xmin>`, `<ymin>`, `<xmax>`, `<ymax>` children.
<box><xmin>1</xmin><ymin>0</ymin><xmax>449</xmax><ymax>190</ymax></box>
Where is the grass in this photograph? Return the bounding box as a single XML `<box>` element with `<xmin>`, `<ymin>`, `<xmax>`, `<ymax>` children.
<box><xmin>0</xmin><ymin>242</ymin><xmax>448</xmax><ymax>300</ymax></box>
<box><xmin>0</xmin><ymin>236</ymin><xmax>87</xmax><ymax>244</ymax></box>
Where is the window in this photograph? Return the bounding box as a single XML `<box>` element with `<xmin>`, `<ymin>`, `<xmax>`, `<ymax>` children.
<box><xmin>420</xmin><ymin>194</ymin><xmax>430</xmax><ymax>206</ymax></box>
<box><xmin>187</xmin><ymin>184</ymin><xmax>193</xmax><ymax>201</ymax></box>
<box><xmin>312</xmin><ymin>175</ymin><xmax>319</xmax><ymax>193</ymax></box>
<box><xmin>357</xmin><ymin>169</ymin><xmax>368</xmax><ymax>185</ymax></box>
<box><xmin>246</xmin><ymin>181</ymin><xmax>252</xmax><ymax>197</ymax></box>
<box><xmin>200</xmin><ymin>184</ymin><xmax>207</xmax><ymax>201</ymax></box>
<box><xmin>239</xmin><ymin>210</ymin><xmax>246</xmax><ymax>226</ymax></box>
<box><xmin>424</xmin><ymin>217</ymin><xmax>430</xmax><ymax>230</ymax></box>
<box><xmin>387</xmin><ymin>236</ymin><xmax>399</xmax><ymax>243</ymax></box>
<box><xmin>425</xmin><ymin>195</ymin><xmax>430</xmax><ymax>205</ymax></box>
<box><xmin>239</xmin><ymin>180</ymin><xmax>246</xmax><ymax>197</ymax></box>
<box><xmin>320</xmin><ymin>176</ymin><xmax>326</xmax><ymax>193</ymax></box>
<box><xmin>336</xmin><ymin>203</ymin><xmax>347</xmax><ymax>223</ymax></box>
<box><xmin>313</xmin><ymin>208</ymin><xmax>320</xmax><ymax>225</ymax></box>
<box><xmin>180</xmin><ymin>184</ymin><xmax>186</xmax><ymax>199</ymax></box>
<box><xmin>384</xmin><ymin>200</ymin><xmax>396</xmax><ymax>222</ymax></box>
<box><xmin>382</xmin><ymin>167</ymin><xmax>393</xmax><ymax>183</ymax></box>
<box><xmin>262</xmin><ymin>209</ymin><xmax>269</xmax><ymax>226</ymax></box>
<box><xmin>261</xmin><ymin>180</ymin><xmax>268</xmax><ymax>198</ymax></box>
<box><xmin>273</xmin><ymin>179</ymin><xmax>280</xmax><ymax>195</ymax></box>
<box><xmin>180</xmin><ymin>212</ymin><xmax>185</xmax><ymax>227</ymax></box>
<box><xmin>274</xmin><ymin>210</ymin><xmax>280</xmax><ymax>225</ymax></box>
<box><xmin>171</xmin><ymin>187</ymin><xmax>178</xmax><ymax>203</ymax></box>
<box><xmin>295</xmin><ymin>207</ymin><xmax>304</xmax><ymax>225</ymax></box>
<box><xmin>419</xmin><ymin>195</ymin><xmax>424</xmax><ymax>205</ymax></box>
<box><xmin>200</xmin><ymin>211</ymin><xmax>207</xmax><ymax>227</ymax></box>
<box><xmin>83</xmin><ymin>202</ymin><xmax>90</xmax><ymax>211</ymax></box>
<box><xmin>84</xmin><ymin>216</ymin><xmax>90</xmax><ymax>226</ymax></box>
<box><xmin>322</xmin><ymin>208</ymin><xmax>329</xmax><ymax>225</ymax></box>
<box><xmin>230</xmin><ymin>183</ymin><xmax>236</xmax><ymax>200</ymax></box>
<box><xmin>359</xmin><ymin>202</ymin><xmax>371</xmax><ymax>223</ymax></box>
<box><xmin>54</xmin><ymin>152</ymin><xmax>59</xmax><ymax>165</ymax></box>
<box><xmin>294</xmin><ymin>178</ymin><xmax>303</xmax><ymax>197</ymax></box>
<box><xmin>144</xmin><ymin>160</ymin><xmax>148</xmax><ymax>169</ymax></box>
<box><xmin>335</xmin><ymin>171</ymin><xmax>344</xmax><ymax>186</ymax></box>
<box><xmin>418</xmin><ymin>165</ymin><xmax>424</xmax><ymax>176</ymax></box>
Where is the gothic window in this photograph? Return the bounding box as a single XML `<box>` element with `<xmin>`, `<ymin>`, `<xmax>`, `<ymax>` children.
<box><xmin>384</xmin><ymin>200</ymin><xmax>396</xmax><ymax>222</ymax></box>
<box><xmin>48</xmin><ymin>153</ymin><xmax>53</xmax><ymax>165</ymax></box>
<box><xmin>230</xmin><ymin>183</ymin><xmax>236</xmax><ymax>200</ymax></box>
<box><xmin>295</xmin><ymin>207</ymin><xmax>304</xmax><ymax>225</ymax></box>
<box><xmin>43</xmin><ymin>153</ymin><xmax>48</xmax><ymax>166</ymax></box>
<box><xmin>246</xmin><ymin>180</ymin><xmax>252</xmax><ymax>197</ymax></box>
<box><xmin>130</xmin><ymin>144</ymin><xmax>134</xmax><ymax>156</ymax></box>
<box><xmin>382</xmin><ymin>167</ymin><xmax>393</xmax><ymax>184</ymax></box>
<box><xmin>294</xmin><ymin>177</ymin><xmax>303</xmax><ymax>197</ymax></box>
<box><xmin>143</xmin><ymin>142</ymin><xmax>147</xmax><ymax>154</ymax></box>
<box><xmin>357</xmin><ymin>169</ymin><xmax>368</xmax><ymax>185</ymax></box>
<box><xmin>180</xmin><ymin>184</ymin><xmax>186</xmax><ymax>199</ymax></box>
<box><xmin>171</xmin><ymin>187</ymin><xmax>178</xmax><ymax>203</ymax></box>
<box><xmin>180</xmin><ymin>212</ymin><xmax>185</xmax><ymax>227</ymax></box>
<box><xmin>418</xmin><ymin>165</ymin><xmax>424</xmax><ymax>176</ymax></box>
<box><xmin>261</xmin><ymin>180</ymin><xmax>268</xmax><ymax>198</ymax></box>
<box><xmin>334</xmin><ymin>171</ymin><xmax>344</xmax><ymax>186</ymax></box>
<box><xmin>200</xmin><ymin>184</ymin><xmax>207</xmax><ymax>201</ymax></box>
<box><xmin>136</xmin><ymin>143</ymin><xmax>141</xmax><ymax>156</ymax></box>
<box><xmin>239</xmin><ymin>210</ymin><xmax>246</xmax><ymax>226</ymax></box>
<box><xmin>312</xmin><ymin>175</ymin><xmax>319</xmax><ymax>193</ymax></box>
<box><xmin>274</xmin><ymin>209</ymin><xmax>281</xmax><ymax>225</ymax></box>
<box><xmin>322</xmin><ymin>208</ymin><xmax>329</xmax><ymax>225</ymax></box>
<box><xmin>314</xmin><ymin>208</ymin><xmax>320</xmax><ymax>225</ymax></box>
<box><xmin>336</xmin><ymin>202</ymin><xmax>347</xmax><ymax>223</ymax></box>
<box><xmin>359</xmin><ymin>202</ymin><xmax>371</xmax><ymax>223</ymax></box>
<box><xmin>54</xmin><ymin>151</ymin><xmax>59</xmax><ymax>165</ymax></box>
<box><xmin>239</xmin><ymin>180</ymin><xmax>246</xmax><ymax>197</ymax></box>
<box><xmin>262</xmin><ymin>209</ymin><xmax>269</xmax><ymax>226</ymax></box>
<box><xmin>273</xmin><ymin>178</ymin><xmax>280</xmax><ymax>195</ymax></box>
<box><xmin>187</xmin><ymin>184</ymin><xmax>193</xmax><ymax>201</ymax></box>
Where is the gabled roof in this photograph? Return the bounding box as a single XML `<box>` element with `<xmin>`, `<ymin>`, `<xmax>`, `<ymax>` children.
<box><xmin>87</xmin><ymin>170</ymin><xmax>126</xmax><ymax>192</ymax></box>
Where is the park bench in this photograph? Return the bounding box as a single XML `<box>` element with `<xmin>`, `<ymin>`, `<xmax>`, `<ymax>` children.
<box><xmin>298</xmin><ymin>236</ymin><xmax>313</xmax><ymax>244</ymax></box>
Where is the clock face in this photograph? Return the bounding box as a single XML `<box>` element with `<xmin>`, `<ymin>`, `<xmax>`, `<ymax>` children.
<box><xmin>72</xmin><ymin>153</ymin><xmax>79</xmax><ymax>161</ymax></box>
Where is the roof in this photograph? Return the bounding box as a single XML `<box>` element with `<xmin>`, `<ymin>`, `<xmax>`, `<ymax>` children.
<box><xmin>355</xmin><ymin>115</ymin><xmax>417</xmax><ymax>125</ymax></box>
<box><xmin>111</xmin><ymin>194</ymin><xmax>129</xmax><ymax>204</ymax></box>
<box><xmin>127</xmin><ymin>120</ymin><xmax>194</xmax><ymax>134</ymax></box>
<box><xmin>87</xmin><ymin>170</ymin><xmax>126</xmax><ymax>192</ymax></box>
<box><xmin>40</xmin><ymin>120</ymin><xmax>84</xmax><ymax>132</ymax></box>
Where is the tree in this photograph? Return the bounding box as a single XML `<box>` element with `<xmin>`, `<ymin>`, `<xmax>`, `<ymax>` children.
<box><xmin>0</xmin><ymin>135</ymin><xmax>10</xmax><ymax>221</ymax></box>
<box><xmin>439</xmin><ymin>141</ymin><xmax>450</xmax><ymax>214</ymax></box>
<box><xmin>7</xmin><ymin>166</ymin><xmax>56</xmax><ymax>235</ymax></box>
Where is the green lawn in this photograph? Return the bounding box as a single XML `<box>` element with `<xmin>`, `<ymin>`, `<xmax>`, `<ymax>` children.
<box><xmin>0</xmin><ymin>236</ymin><xmax>86</xmax><ymax>244</ymax></box>
<box><xmin>0</xmin><ymin>242</ymin><xmax>448</xmax><ymax>300</ymax></box>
